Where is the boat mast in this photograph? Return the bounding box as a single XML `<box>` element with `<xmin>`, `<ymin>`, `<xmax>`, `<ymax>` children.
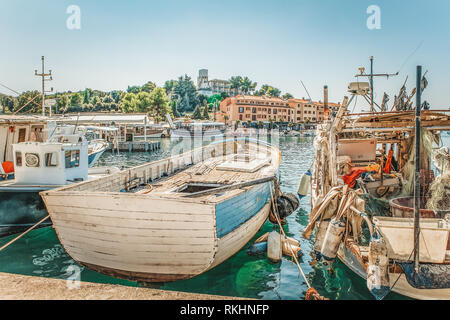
<box><xmin>355</xmin><ymin>56</ymin><xmax>398</xmax><ymax>112</ymax></box>
<box><xmin>370</xmin><ymin>56</ymin><xmax>374</xmax><ymax>112</ymax></box>
<box><xmin>413</xmin><ymin>65</ymin><xmax>422</xmax><ymax>272</ymax></box>
<box><xmin>34</xmin><ymin>56</ymin><xmax>53</xmax><ymax>116</ymax></box>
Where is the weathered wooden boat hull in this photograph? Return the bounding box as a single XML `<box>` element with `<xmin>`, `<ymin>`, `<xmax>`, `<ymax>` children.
<box><xmin>337</xmin><ymin>244</ymin><xmax>450</xmax><ymax>300</ymax></box>
<box><xmin>41</xmin><ymin>140</ymin><xmax>280</xmax><ymax>282</ymax></box>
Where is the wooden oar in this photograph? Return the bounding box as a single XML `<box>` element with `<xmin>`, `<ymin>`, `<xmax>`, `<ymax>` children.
<box><xmin>181</xmin><ymin>175</ymin><xmax>276</xmax><ymax>198</ymax></box>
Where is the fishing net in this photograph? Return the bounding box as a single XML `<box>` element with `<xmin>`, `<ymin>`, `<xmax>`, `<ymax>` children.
<box><xmin>401</xmin><ymin>129</ymin><xmax>434</xmax><ymax>196</ymax></box>
<box><xmin>360</xmin><ymin>193</ymin><xmax>390</xmax><ymax>217</ymax></box>
<box><xmin>426</xmin><ymin>147</ymin><xmax>450</xmax><ymax>211</ymax></box>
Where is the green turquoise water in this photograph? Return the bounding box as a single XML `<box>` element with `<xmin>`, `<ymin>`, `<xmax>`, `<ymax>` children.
<box><xmin>2</xmin><ymin>136</ymin><xmax>439</xmax><ymax>300</ymax></box>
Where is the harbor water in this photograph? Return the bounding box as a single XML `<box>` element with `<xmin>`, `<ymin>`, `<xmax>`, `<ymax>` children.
<box><xmin>1</xmin><ymin>135</ymin><xmax>448</xmax><ymax>300</ymax></box>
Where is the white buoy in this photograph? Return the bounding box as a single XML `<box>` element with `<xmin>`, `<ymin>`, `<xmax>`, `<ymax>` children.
<box><xmin>367</xmin><ymin>236</ymin><xmax>390</xmax><ymax>300</ymax></box>
<box><xmin>313</xmin><ymin>219</ymin><xmax>331</xmax><ymax>256</ymax></box>
<box><xmin>320</xmin><ymin>218</ymin><xmax>346</xmax><ymax>263</ymax></box>
<box><xmin>267</xmin><ymin>230</ymin><xmax>282</xmax><ymax>262</ymax></box>
<box><xmin>297</xmin><ymin>169</ymin><xmax>312</xmax><ymax>199</ymax></box>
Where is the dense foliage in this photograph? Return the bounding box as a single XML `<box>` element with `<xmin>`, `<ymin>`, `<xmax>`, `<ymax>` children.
<box><xmin>0</xmin><ymin>74</ymin><xmax>293</xmax><ymax>118</ymax></box>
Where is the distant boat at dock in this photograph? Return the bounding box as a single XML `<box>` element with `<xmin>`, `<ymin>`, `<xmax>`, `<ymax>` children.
<box><xmin>41</xmin><ymin>139</ymin><xmax>281</xmax><ymax>283</ymax></box>
<box><xmin>0</xmin><ymin>124</ymin><xmax>118</xmax><ymax>237</ymax></box>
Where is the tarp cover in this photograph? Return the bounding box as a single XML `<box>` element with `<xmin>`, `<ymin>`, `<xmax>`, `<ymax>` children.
<box><xmin>399</xmin><ymin>262</ymin><xmax>450</xmax><ymax>289</ymax></box>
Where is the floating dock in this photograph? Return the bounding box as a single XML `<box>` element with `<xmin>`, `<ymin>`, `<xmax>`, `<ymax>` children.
<box><xmin>111</xmin><ymin>141</ymin><xmax>161</xmax><ymax>152</ymax></box>
<box><xmin>0</xmin><ymin>272</ymin><xmax>243</xmax><ymax>300</ymax></box>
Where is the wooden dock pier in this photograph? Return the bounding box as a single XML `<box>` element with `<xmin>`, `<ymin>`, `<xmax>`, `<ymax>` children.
<box><xmin>0</xmin><ymin>272</ymin><xmax>243</xmax><ymax>300</ymax></box>
<box><xmin>111</xmin><ymin>141</ymin><xmax>161</xmax><ymax>153</ymax></box>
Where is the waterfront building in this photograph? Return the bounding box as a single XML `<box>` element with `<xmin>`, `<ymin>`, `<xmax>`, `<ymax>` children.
<box><xmin>218</xmin><ymin>95</ymin><xmax>340</xmax><ymax>125</ymax></box>
<box><xmin>218</xmin><ymin>95</ymin><xmax>294</xmax><ymax>125</ymax></box>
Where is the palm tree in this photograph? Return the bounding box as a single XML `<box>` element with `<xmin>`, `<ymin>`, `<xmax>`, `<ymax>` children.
<box><xmin>223</xmin><ymin>115</ymin><xmax>229</xmax><ymax>126</ymax></box>
<box><xmin>234</xmin><ymin>120</ymin><xmax>241</xmax><ymax>131</ymax></box>
<box><xmin>241</xmin><ymin>77</ymin><xmax>257</xmax><ymax>94</ymax></box>
<box><xmin>229</xmin><ymin>76</ymin><xmax>243</xmax><ymax>90</ymax></box>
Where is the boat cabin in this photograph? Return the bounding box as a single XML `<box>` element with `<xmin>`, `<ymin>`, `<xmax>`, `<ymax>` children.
<box><xmin>12</xmin><ymin>128</ymin><xmax>88</xmax><ymax>186</ymax></box>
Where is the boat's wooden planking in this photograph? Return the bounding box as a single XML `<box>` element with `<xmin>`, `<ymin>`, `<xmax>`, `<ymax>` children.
<box><xmin>43</xmin><ymin>192</ymin><xmax>218</xmax><ymax>278</ymax></box>
<box><xmin>209</xmin><ymin>202</ymin><xmax>271</xmax><ymax>269</ymax></box>
<box><xmin>215</xmin><ymin>182</ymin><xmax>271</xmax><ymax>238</ymax></box>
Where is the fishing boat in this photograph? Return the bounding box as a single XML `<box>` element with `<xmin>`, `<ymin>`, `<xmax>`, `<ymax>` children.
<box><xmin>0</xmin><ymin>125</ymin><xmax>119</xmax><ymax>237</ymax></box>
<box><xmin>40</xmin><ymin>138</ymin><xmax>281</xmax><ymax>282</ymax></box>
<box><xmin>303</xmin><ymin>65</ymin><xmax>450</xmax><ymax>300</ymax></box>
<box><xmin>170</xmin><ymin>122</ymin><xmax>227</xmax><ymax>140</ymax></box>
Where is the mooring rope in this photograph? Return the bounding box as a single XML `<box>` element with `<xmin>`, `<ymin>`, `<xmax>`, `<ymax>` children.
<box><xmin>269</xmin><ymin>186</ymin><xmax>327</xmax><ymax>300</ymax></box>
<box><xmin>0</xmin><ymin>215</ymin><xmax>50</xmax><ymax>252</ymax></box>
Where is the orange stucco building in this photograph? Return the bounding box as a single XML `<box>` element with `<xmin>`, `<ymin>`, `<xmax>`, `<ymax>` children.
<box><xmin>218</xmin><ymin>95</ymin><xmax>339</xmax><ymax>125</ymax></box>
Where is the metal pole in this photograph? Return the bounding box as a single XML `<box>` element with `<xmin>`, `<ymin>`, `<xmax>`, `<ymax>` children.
<box><xmin>413</xmin><ymin>65</ymin><xmax>422</xmax><ymax>272</ymax></box>
<box><xmin>42</xmin><ymin>56</ymin><xmax>45</xmax><ymax>116</ymax></box>
<box><xmin>370</xmin><ymin>56</ymin><xmax>374</xmax><ymax>112</ymax></box>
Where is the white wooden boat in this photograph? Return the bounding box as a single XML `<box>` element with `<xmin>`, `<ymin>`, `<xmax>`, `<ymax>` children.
<box><xmin>41</xmin><ymin>139</ymin><xmax>281</xmax><ymax>282</ymax></box>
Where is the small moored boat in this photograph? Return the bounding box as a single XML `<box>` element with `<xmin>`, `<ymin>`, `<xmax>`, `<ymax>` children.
<box><xmin>40</xmin><ymin>138</ymin><xmax>281</xmax><ymax>282</ymax></box>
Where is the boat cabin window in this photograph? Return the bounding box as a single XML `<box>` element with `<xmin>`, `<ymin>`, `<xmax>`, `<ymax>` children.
<box><xmin>15</xmin><ymin>152</ymin><xmax>22</xmax><ymax>167</ymax></box>
<box><xmin>176</xmin><ymin>183</ymin><xmax>224</xmax><ymax>194</ymax></box>
<box><xmin>45</xmin><ymin>152</ymin><xmax>58</xmax><ymax>167</ymax></box>
<box><xmin>25</xmin><ymin>153</ymin><xmax>40</xmax><ymax>167</ymax></box>
<box><xmin>65</xmin><ymin>150</ymin><xmax>80</xmax><ymax>168</ymax></box>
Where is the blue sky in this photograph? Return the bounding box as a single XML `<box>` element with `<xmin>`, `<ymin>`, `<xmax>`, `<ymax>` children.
<box><xmin>1</xmin><ymin>0</ymin><xmax>449</xmax><ymax>111</ymax></box>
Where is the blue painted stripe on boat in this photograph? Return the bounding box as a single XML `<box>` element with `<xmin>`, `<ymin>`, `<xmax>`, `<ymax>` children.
<box><xmin>215</xmin><ymin>182</ymin><xmax>271</xmax><ymax>238</ymax></box>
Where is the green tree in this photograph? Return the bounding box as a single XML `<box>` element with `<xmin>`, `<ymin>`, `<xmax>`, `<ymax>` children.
<box><xmin>136</xmin><ymin>91</ymin><xmax>152</xmax><ymax>112</ymax></box>
<box><xmin>164</xmin><ymin>80</ymin><xmax>178</xmax><ymax>95</ymax></box>
<box><xmin>192</xmin><ymin>106</ymin><xmax>203</xmax><ymax>120</ymax></box>
<box><xmin>172</xmin><ymin>75</ymin><xmax>198</xmax><ymax>112</ymax></box>
<box><xmin>142</xmin><ymin>81</ymin><xmax>156</xmax><ymax>93</ymax></box>
<box><xmin>0</xmin><ymin>95</ymin><xmax>15</xmax><ymax>113</ymax></box>
<box><xmin>70</xmin><ymin>93</ymin><xmax>82</xmax><ymax>107</ymax></box>
<box><xmin>15</xmin><ymin>91</ymin><xmax>42</xmax><ymax>113</ymax></box>
<box><xmin>127</xmin><ymin>85</ymin><xmax>141</xmax><ymax>94</ymax></box>
<box><xmin>56</xmin><ymin>94</ymin><xmax>69</xmax><ymax>113</ymax></box>
<box><xmin>148</xmin><ymin>88</ymin><xmax>170</xmax><ymax>123</ymax></box>
<box><xmin>282</xmin><ymin>93</ymin><xmax>293</xmax><ymax>99</ymax></box>
<box><xmin>170</xmin><ymin>99</ymin><xmax>180</xmax><ymax>118</ymax></box>
<box><xmin>255</xmin><ymin>84</ymin><xmax>281</xmax><ymax>97</ymax></box>
<box><xmin>202</xmin><ymin>105</ymin><xmax>209</xmax><ymax>120</ymax></box>
<box><xmin>121</xmin><ymin>93</ymin><xmax>138</xmax><ymax>113</ymax></box>
<box><xmin>229</xmin><ymin>76</ymin><xmax>243</xmax><ymax>90</ymax></box>
<box><xmin>240</xmin><ymin>76</ymin><xmax>257</xmax><ymax>94</ymax></box>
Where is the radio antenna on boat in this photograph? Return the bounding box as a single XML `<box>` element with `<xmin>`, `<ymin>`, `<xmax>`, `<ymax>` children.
<box><xmin>34</xmin><ymin>56</ymin><xmax>53</xmax><ymax>117</ymax></box>
<box><xmin>355</xmin><ymin>56</ymin><xmax>398</xmax><ymax>112</ymax></box>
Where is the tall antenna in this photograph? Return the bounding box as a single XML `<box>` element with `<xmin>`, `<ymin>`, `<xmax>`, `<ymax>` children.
<box><xmin>35</xmin><ymin>56</ymin><xmax>53</xmax><ymax>116</ymax></box>
<box><xmin>355</xmin><ymin>56</ymin><xmax>398</xmax><ymax>112</ymax></box>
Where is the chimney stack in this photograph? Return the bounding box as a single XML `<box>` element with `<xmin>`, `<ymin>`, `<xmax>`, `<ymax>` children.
<box><xmin>324</xmin><ymin>85</ymin><xmax>328</xmax><ymax>108</ymax></box>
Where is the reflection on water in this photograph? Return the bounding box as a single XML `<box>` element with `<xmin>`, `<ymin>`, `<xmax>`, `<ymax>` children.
<box><xmin>0</xmin><ymin>136</ymin><xmax>420</xmax><ymax>300</ymax></box>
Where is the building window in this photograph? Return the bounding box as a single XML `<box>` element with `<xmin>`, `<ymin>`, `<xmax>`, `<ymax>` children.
<box><xmin>45</xmin><ymin>152</ymin><xmax>58</xmax><ymax>167</ymax></box>
<box><xmin>239</xmin><ymin>107</ymin><xmax>244</xmax><ymax>113</ymax></box>
<box><xmin>273</xmin><ymin>109</ymin><xmax>278</xmax><ymax>114</ymax></box>
<box><xmin>252</xmin><ymin>108</ymin><xmax>256</xmax><ymax>113</ymax></box>
<box><xmin>65</xmin><ymin>150</ymin><xmax>80</xmax><ymax>168</ymax></box>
